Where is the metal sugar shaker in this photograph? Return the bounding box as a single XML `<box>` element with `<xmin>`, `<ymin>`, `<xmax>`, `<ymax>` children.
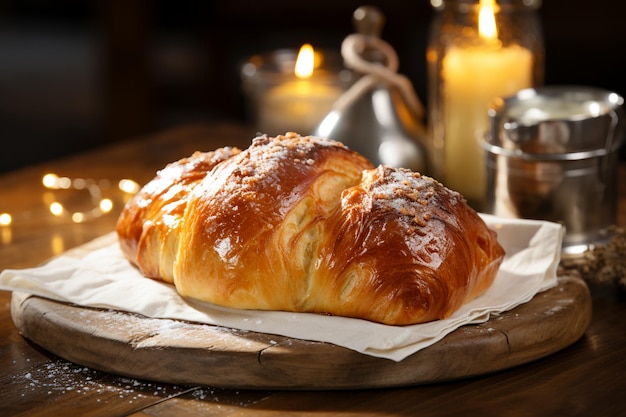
<box><xmin>313</xmin><ymin>6</ymin><xmax>429</xmax><ymax>173</ymax></box>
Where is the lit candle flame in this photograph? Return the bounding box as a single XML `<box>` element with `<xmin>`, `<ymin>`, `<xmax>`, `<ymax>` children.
<box><xmin>294</xmin><ymin>43</ymin><xmax>315</xmax><ymax>79</ymax></box>
<box><xmin>478</xmin><ymin>0</ymin><xmax>498</xmax><ymax>41</ymax></box>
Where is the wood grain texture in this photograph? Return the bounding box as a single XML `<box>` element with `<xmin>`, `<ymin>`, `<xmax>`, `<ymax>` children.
<box><xmin>10</xmin><ymin>275</ymin><xmax>592</xmax><ymax>390</ymax></box>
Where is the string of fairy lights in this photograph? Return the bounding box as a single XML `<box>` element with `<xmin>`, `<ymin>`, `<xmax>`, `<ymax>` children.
<box><xmin>0</xmin><ymin>173</ymin><xmax>141</xmax><ymax>228</ymax></box>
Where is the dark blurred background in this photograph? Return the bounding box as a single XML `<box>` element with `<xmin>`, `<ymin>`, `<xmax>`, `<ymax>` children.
<box><xmin>1</xmin><ymin>0</ymin><xmax>625</xmax><ymax>173</ymax></box>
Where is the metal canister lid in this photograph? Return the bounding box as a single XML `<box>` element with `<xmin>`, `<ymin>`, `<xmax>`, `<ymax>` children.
<box><xmin>484</xmin><ymin>85</ymin><xmax>624</xmax><ymax>161</ymax></box>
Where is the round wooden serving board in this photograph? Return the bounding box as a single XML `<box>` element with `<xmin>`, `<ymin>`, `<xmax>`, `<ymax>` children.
<box><xmin>10</xmin><ymin>275</ymin><xmax>592</xmax><ymax>390</ymax></box>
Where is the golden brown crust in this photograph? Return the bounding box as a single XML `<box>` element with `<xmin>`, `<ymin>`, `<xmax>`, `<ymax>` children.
<box><xmin>314</xmin><ymin>166</ymin><xmax>504</xmax><ymax>324</ymax></box>
<box><xmin>116</xmin><ymin>147</ymin><xmax>241</xmax><ymax>282</ymax></box>
<box><xmin>174</xmin><ymin>133</ymin><xmax>375</xmax><ymax>310</ymax></box>
<box><xmin>116</xmin><ymin>133</ymin><xmax>505</xmax><ymax>325</ymax></box>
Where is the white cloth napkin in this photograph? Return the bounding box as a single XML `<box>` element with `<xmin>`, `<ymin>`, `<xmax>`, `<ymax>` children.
<box><xmin>0</xmin><ymin>214</ymin><xmax>562</xmax><ymax>362</ymax></box>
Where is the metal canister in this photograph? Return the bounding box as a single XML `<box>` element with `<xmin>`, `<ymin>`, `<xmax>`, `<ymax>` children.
<box><xmin>482</xmin><ymin>85</ymin><xmax>625</xmax><ymax>254</ymax></box>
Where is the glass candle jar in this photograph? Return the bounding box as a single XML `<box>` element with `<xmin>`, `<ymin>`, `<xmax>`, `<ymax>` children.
<box><xmin>241</xmin><ymin>46</ymin><xmax>353</xmax><ymax>136</ymax></box>
<box><xmin>427</xmin><ymin>0</ymin><xmax>543</xmax><ymax>209</ymax></box>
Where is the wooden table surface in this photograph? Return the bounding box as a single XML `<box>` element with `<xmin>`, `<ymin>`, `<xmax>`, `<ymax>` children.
<box><xmin>1</xmin><ymin>123</ymin><xmax>625</xmax><ymax>417</ymax></box>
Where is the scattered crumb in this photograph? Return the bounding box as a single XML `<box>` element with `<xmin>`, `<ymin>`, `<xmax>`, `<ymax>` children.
<box><xmin>12</xmin><ymin>357</ymin><xmax>188</xmax><ymax>403</ymax></box>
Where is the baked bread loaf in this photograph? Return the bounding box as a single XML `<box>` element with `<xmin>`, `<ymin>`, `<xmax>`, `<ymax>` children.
<box><xmin>116</xmin><ymin>132</ymin><xmax>505</xmax><ymax>325</ymax></box>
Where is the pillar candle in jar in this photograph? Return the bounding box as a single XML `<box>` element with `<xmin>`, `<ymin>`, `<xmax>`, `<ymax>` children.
<box><xmin>441</xmin><ymin>43</ymin><xmax>533</xmax><ymax>206</ymax></box>
<box><xmin>257</xmin><ymin>44</ymin><xmax>343</xmax><ymax>136</ymax></box>
<box><xmin>259</xmin><ymin>78</ymin><xmax>342</xmax><ymax>135</ymax></box>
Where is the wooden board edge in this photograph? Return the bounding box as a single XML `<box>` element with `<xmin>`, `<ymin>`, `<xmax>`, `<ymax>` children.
<box><xmin>9</xmin><ymin>275</ymin><xmax>592</xmax><ymax>390</ymax></box>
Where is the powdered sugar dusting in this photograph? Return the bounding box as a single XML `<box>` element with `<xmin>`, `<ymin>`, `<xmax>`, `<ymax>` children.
<box><xmin>12</xmin><ymin>357</ymin><xmax>188</xmax><ymax>403</ymax></box>
<box><xmin>11</xmin><ymin>354</ymin><xmax>268</xmax><ymax>409</ymax></box>
<box><xmin>365</xmin><ymin>166</ymin><xmax>456</xmax><ymax>229</ymax></box>
<box><xmin>7</xmin><ymin>298</ymin><xmax>299</xmax><ymax>412</ymax></box>
<box><xmin>245</xmin><ymin>132</ymin><xmax>347</xmax><ymax>180</ymax></box>
<box><xmin>205</xmin><ymin>132</ymin><xmax>351</xmax><ymax>216</ymax></box>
